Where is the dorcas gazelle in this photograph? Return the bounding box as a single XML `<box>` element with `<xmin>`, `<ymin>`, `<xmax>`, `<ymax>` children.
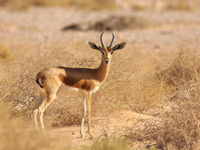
<box><xmin>34</xmin><ymin>32</ymin><xmax>126</xmax><ymax>138</ymax></box>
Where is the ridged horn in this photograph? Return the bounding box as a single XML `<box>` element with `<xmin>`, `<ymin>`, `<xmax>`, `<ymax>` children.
<box><xmin>100</xmin><ymin>32</ymin><xmax>105</xmax><ymax>48</ymax></box>
<box><xmin>109</xmin><ymin>33</ymin><xmax>115</xmax><ymax>48</ymax></box>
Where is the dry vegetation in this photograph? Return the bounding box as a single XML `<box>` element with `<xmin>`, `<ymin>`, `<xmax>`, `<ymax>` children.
<box><xmin>0</xmin><ymin>0</ymin><xmax>116</xmax><ymax>10</ymax></box>
<box><xmin>0</xmin><ymin>0</ymin><xmax>200</xmax><ymax>11</ymax></box>
<box><xmin>0</xmin><ymin>103</ymin><xmax>63</xmax><ymax>150</ymax></box>
<box><xmin>0</xmin><ymin>103</ymin><xmax>130</xmax><ymax>150</ymax></box>
<box><xmin>125</xmin><ymin>50</ymin><xmax>200</xmax><ymax>149</ymax></box>
<box><xmin>1</xmin><ymin>1</ymin><xmax>200</xmax><ymax>150</ymax></box>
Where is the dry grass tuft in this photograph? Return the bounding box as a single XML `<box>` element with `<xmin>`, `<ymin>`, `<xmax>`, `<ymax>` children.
<box><xmin>157</xmin><ymin>49</ymin><xmax>200</xmax><ymax>87</ymax></box>
<box><xmin>86</xmin><ymin>137</ymin><xmax>129</xmax><ymax>150</ymax></box>
<box><xmin>0</xmin><ymin>103</ymin><xmax>59</xmax><ymax>150</ymax></box>
<box><xmin>126</xmin><ymin>49</ymin><xmax>200</xmax><ymax>150</ymax></box>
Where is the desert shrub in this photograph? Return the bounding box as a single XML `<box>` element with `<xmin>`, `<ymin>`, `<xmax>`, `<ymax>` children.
<box><xmin>126</xmin><ymin>100</ymin><xmax>199</xmax><ymax>149</ymax></box>
<box><xmin>62</xmin><ymin>14</ymin><xmax>157</xmax><ymax>32</ymax></box>
<box><xmin>126</xmin><ymin>50</ymin><xmax>200</xmax><ymax>150</ymax></box>
<box><xmin>157</xmin><ymin>49</ymin><xmax>200</xmax><ymax>88</ymax></box>
<box><xmin>89</xmin><ymin>15</ymin><xmax>153</xmax><ymax>31</ymax></box>
<box><xmin>0</xmin><ymin>64</ymin><xmax>37</xmax><ymax>111</ymax></box>
<box><xmin>0</xmin><ymin>103</ymin><xmax>56</xmax><ymax>150</ymax></box>
<box><xmin>0</xmin><ymin>44</ymin><xmax>11</xmax><ymax>61</ymax></box>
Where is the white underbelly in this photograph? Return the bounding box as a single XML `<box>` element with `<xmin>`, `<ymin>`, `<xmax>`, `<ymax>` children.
<box><xmin>58</xmin><ymin>84</ymin><xmax>100</xmax><ymax>95</ymax></box>
<box><xmin>58</xmin><ymin>84</ymin><xmax>84</xmax><ymax>95</ymax></box>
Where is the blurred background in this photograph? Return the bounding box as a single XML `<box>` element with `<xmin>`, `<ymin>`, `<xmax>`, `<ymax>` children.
<box><xmin>0</xmin><ymin>0</ymin><xmax>200</xmax><ymax>11</ymax></box>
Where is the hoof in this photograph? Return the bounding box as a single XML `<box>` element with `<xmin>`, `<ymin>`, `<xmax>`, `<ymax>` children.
<box><xmin>88</xmin><ymin>132</ymin><xmax>93</xmax><ymax>140</ymax></box>
<box><xmin>80</xmin><ymin>132</ymin><xmax>85</xmax><ymax>138</ymax></box>
<box><xmin>90</xmin><ymin>135</ymin><xmax>93</xmax><ymax>140</ymax></box>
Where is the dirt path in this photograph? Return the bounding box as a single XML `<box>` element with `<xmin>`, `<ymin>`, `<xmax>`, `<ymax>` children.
<box><xmin>48</xmin><ymin>126</ymin><xmax>93</xmax><ymax>148</ymax></box>
<box><xmin>46</xmin><ymin>111</ymin><xmax>161</xmax><ymax>149</ymax></box>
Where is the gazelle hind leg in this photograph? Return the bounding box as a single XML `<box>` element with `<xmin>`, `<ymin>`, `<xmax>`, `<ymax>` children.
<box><xmin>34</xmin><ymin>92</ymin><xmax>46</xmax><ymax>129</ymax></box>
<box><xmin>80</xmin><ymin>93</ymin><xmax>88</xmax><ymax>138</ymax></box>
<box><xmin>38</xmin><ymin>93</ymin><xmax>57</xmax><ymax>130</ymax></box>
<box><xmin>87</xmin><ymin>92</ymin><xmax>93</xmax><ymax>139</ymax></box>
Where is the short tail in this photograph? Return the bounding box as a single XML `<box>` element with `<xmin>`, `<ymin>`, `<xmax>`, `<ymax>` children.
<box><xmin>35</xmin><ymin>73</ymin><xmax>43</xmax><ymax>88</ymax></box>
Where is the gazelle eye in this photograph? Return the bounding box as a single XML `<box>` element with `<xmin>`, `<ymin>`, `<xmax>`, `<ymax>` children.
<box><xmin>101</xmin><ymin>51</ymin><xmax>104</xmax><ymax>55</ymax></box>
<box><xmin>110</xmin><ymin>51</ymin><xmax>113</xmax><ymax>55</ymax></box>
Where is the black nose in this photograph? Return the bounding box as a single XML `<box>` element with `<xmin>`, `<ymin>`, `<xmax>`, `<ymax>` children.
<box><xmin>105</xmin><ymin>60</ymin><xmax>109</xmax><ymax>64</ymax></box>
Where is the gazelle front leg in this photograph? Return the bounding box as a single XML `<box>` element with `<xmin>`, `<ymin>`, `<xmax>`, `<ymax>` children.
<box><xmin>80</xmin><ymin>93</ymin><xmax>88</xmax><ymax>138</ymax></box>
<box><xmin>87</xmin><ymin>92</ymin><xmax>93</xmax><ymax>139</ymax></box>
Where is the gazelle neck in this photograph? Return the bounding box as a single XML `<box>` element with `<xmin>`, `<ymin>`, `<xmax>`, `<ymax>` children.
<box><xmin>96</xmin><ymin>55</ymin><xmax>110</xmax><ymax>82</ymax></box>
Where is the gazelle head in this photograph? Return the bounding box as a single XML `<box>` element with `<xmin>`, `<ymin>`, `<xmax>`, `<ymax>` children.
<box><xmin>89</xmin><ymin>32</ymin><xmax>126</xmax><ymax>64</ymax></box>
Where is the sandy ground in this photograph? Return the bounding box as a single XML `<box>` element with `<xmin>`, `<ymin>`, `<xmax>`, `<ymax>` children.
<box><xmin>47</xmin><ymin>110</ymin><xmax>161</xmax><ymax>149</ymax></box>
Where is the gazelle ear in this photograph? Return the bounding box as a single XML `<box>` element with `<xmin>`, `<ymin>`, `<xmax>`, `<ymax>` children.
<box><xmin>112</xmin><ymin>42</ymin><xmax>126</xmax><ymax>51</ymax></box>
<box><xmin>88</xmin><ymin>42</ymin><xmax>101</xmax><ymax>50</ymax></box>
